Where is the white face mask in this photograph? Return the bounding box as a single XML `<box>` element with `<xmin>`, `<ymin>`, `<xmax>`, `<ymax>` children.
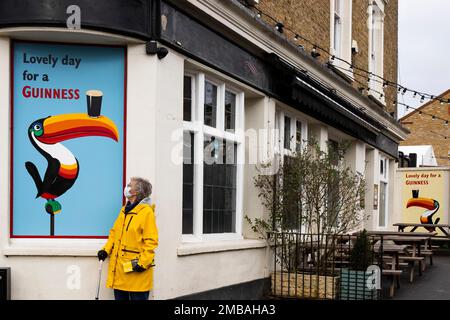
<box><xmin>124</xmin><ymin>185</ymin><xmax>132</xmax><ymax>199</ymax></box>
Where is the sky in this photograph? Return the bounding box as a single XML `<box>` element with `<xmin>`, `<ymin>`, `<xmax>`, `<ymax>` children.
<box><xmin>397</xmin><ymin>0</ymin><xmax>450</xmax><ymax>118</ymax></box>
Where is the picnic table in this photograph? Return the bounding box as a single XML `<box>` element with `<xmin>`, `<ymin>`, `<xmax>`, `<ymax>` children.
<box><xmin>384</xmin><ymin>235</ymin><xmax>432</xmax><ymax>281</ymax></box>
<box><xmin>394</xmin><ymin>223</ymin><xmax>450</xmax><ymax>237</ymax></box>
<box><xmin>365</xmin><ymin>230</ymin><xmax>437</xmax><ymax>237</ymax></box>
<box><xmin>372</xmin><ymin>243</ymin><xmax>408</xmax><ymax>297</ymax></box>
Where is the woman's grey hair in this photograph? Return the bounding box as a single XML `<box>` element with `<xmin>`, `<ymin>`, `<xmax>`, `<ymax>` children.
<box><xmin>131</xmin><ymin>177</ymin><xmax>152</xmax><ymax>201</ymax></box>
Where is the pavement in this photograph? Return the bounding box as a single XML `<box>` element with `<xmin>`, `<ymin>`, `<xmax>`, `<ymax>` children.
<box><xmin>388</xmin><ymin>252</ymin><xmax>450</xmax><ymax>300</ymax></box>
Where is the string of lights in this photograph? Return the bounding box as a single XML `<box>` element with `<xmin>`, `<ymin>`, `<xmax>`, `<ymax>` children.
<box><xmin>331</xmin><ymin>63</ymin><xmax>449</xmax><ymax>125</ymax></box>
<box><xmin>239</xmin><ymin>1</ymin><xmax>450</xmax><ymax>106</ymax></box>
<box><xmin>349</xmin><ymin>72</ymin><xmax>450</xmax><ymax>129</ymax></box>
<box><xmin>431</xmin><ymin>131</ymin><xmax>448</xmax><ymax>140</ymax></box>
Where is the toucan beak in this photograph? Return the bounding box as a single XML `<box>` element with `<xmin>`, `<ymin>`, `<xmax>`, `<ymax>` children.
<box><xmin>406</xmin><ymin>197</ymin><xmax>436</xmax><ymax>210</ymax></box>
<box><xmin>38</xmin><ymin>113</ymin><xmax>119</xmax><ymax>144</ymax></box>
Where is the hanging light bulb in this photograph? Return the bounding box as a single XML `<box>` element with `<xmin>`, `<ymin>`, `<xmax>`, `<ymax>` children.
<box><xmin>419</xmin><ymin>111</ymin><xmax>423</xmax><ymax>116</ymax></box>
<box><xmin>311</xmin><ymin>46</ymin><xmax>320</xmax><ymax>58</ymax></box>
<box><xmin>445</xmin><ymin>120</ymin><xmax>449</xmax><ymax>126</ymax></box>
<box><xmin>294</xmin><ymin>34</ymin><xmax>299</xmax><ymax>41</ymax></box>
<box><xmin>402</xmin><ymin>88</ymin><xmax>407</xmax><ymax>95</ymax></box>
<box><xmin>275</xmin><ymin>22</ymin><xmax>284</xmax><ymax>33</ymax></box>
<box><xmin>420</xmin><ymin>96</ymin><xmax>425</xmax><ymax>103</ymax></box>
<box><xmin>413</xmin><ymin>92</ymin><xmax>417</xmax><ymax>98</ymax></box>
<box><xmin>432</xmin><ymin>115</ymin><xmax>436</xmax><ymax>121</ymax></box>
<box><xmin>447</xmin><ymin>99</ymin><xmax>450</xmax><ymax>105</ymax></box>
<box><xmin>383</xmin><ymin>81</ymin><xmax>388</xmax><ymax>88</ymax></box>
<box><xmin>397</xmin><ymin>87</ymin><xmax>402</xmax><ymax>93</ymax></box>
<box><xmin>256</xmin><ymin>11</ymin><xmax>261</xmax><ymax>18</ymax></box>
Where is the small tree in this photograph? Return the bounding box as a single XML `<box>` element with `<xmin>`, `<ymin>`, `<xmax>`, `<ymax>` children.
<box><xmin>246</xmin><ymin>138</ymin><xmax>368</xmax><ymax>272</ymax></box>
<box><xmin>349</xmin><ymin>230</ymin><xmax>373</xmax><ymax>271</ymax></box>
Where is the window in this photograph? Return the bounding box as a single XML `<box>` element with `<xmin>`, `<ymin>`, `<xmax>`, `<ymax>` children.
<box><xmin>204</xmin><ymin>81</ymin><xmax>217</xmax><ymax>127</ymax></box>
<box><xmin>225</xmin><ymin>90</ymin><xmax>236</xmax><ymax>132</ymax></box>
<box><xmin>284</xmin><ymin>116</ymin><xmax>291</xmax><ymax>150</ymax></box>
<box><xmin>182</xmin><ymin>132</ymin><xmax>194</xmax><ymax>234</ymax></box>
<box><xmin>327</xmin><ymin>139</ymin><xmax>340</xmax><ymax>229</ymax></box>
<box><xmin>368</xmin><ymin>1</ymin><xmax>385</xmax><ymax>102</ymax></box>
<box><xmin>274</xmin><ymin>109</ymin><xmax>308</xmax><ymax>231</ymax></box>
<box><xmin>296</xmin><ymin>121</ymin><xmax>302</xmax><ymax>152</ymax></box>
<box><xmin>329</xmin><ymin>0</ymin><xmax>352</xmax><ymax>77</ymax></box>
<box><xmin>183</xmin><ymin>76</ymin><xmax>193</xmax><ymax>121</ymax></box>
<box><xmin>276</xmin><ymin>110</ymin><xmax>307</xmax><ymax>155</ymax></box>
<box><xmin>328</xmin><ymin>139</ymin><xmax>340</xmax><ymax>166</ymax></box>
<box><xmin>203</xmin><ymin>138</ymin><xmax>237</xmax><ymax>233</ymax></box>
<box><xmin>378</xmin><ymin>155</ymin><xmax>389</xmax><ymax>227</ymax></box>
<box><xmin>333</xmin><ymin>0</ymin><xmax>342</xmax><ymax>54</ymax></box>
<box><xmin>182</xmin><ymin>72</ymin><xmax>244</xmax><ymax>240</ymax></box>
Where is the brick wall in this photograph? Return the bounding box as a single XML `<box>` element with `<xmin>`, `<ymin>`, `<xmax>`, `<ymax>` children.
<box><xmin>257</xmin><ymin>0</ymin><xmax>330</xmax><ymax>65</ymax></box>
<box><xmin>400</xmin><ymin>91</ymin><xmax>450</xmax><ymax>166</ymax></box>
<box><xmin>255</xmin><ymin>0</ymin><xmax>398</xmax><ymax>113</ymax></box>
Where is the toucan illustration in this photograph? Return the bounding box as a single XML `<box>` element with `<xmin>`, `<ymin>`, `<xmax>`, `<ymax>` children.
<box><xmin>406</xmin><ymin>190</ymin><xmax>440</xmax><ymax>231</ymax></box>
<box><xmin>25</xmin><ymin>113</ymin><xmax>119</xmax><ymax>235</ymax></box>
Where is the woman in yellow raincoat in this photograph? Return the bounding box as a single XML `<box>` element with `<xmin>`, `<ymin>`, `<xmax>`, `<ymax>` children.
<box><xmin>97</xmin><ymin>177</ymin><xmax>158</xmax><ymax>300</ymax></box>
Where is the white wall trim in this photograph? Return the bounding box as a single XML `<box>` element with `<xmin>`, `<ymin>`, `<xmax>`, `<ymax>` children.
<box><xmin>177</xmin><ymin>239</ymin><xmax>267</xmax><ymax>256</ymax></box>
<box><xmin>2</xmin><ymin>238</ymin><xmax>107</xmax><ymax>256</ymax></box>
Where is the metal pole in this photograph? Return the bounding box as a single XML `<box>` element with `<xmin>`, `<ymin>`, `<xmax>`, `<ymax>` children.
<box><xmin>50</xmin><ymin>214</ymin><xmax>55</xmax><ymax>236</ymax></box>
<box><xmin>95</xmin><ymin>260</ymin><xmax>103</xmax><ymax>300</ymax></box>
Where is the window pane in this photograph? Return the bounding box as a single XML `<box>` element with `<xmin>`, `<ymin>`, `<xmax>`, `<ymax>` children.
<box><xmin>284</xmin><ymin>116</ymin><xmax>291</xmax><ymax>150</ymax></box>
<box><xmin>328</xmin><ymin>139</ymin><xmax>339</xmax><ymax>166</ymax></box>
<box><xmin>334</xmin><ymin>16</ymin><xmax>341</xmax><ymax>53</ymax></box>
<box><xmin>296</xmin><ymin>120</ymin><xmax>302</xmax><ymax>152</ymax></box>
<box><xmin>225</xmin><ymin>90</ymin><xmax>236</xmax><ymax>131</ymax></box>
<box><xmin>334</xmin><ymin>0</ymin><xmax>341</xmax><ymax>14</ymax></box>
<box><xmin>204</xmin><ymin>81</ymin><xmax>217</xmax><ymax>127</ymax></box>
<box><xmin>379</xmin><ymin>182</ymin><xmax>387</xmax><ymax>227</ymax></box>
<box><xmin>203</xmin><ymin>137</ymin><xmax>237</xmax><ymax>234</ymax></box>
<box><xmin>183</xmin><ymin>76</ymin><xmax>192</xmax><ymax>121</ymax></box>
<box><xmin>282</xmin><ymin>155</ymin><xmax>302</xmax><ymax>230</ymax></box>
<box><xmin>182</xmin><ymin>132</ymin><xmax>194</xmax><ymax>234</ymax></box>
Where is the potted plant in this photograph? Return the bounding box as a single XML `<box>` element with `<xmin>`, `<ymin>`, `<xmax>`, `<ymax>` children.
<box><xmin>246</xmin><ymin>139</ymin><xmax>367</xmax><ymax>300</ymax></box>
<box><xmin>340</xmin><ymin>229</ymin><xmax>378</xmax><ymax>300</ymax></box>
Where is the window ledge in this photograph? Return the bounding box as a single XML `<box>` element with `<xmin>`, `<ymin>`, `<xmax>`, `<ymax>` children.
<box><xmin>177</xmin><ymin>239</ymin><xmax>267</xmax><ymax>256</ymax></box>
<box><xmin>2</xmin><ymin>239</ymin><xmax>107</xmax><ymax>257</ymax></box>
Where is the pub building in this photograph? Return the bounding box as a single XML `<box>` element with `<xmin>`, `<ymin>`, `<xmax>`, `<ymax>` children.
<box><xmin>0</xmin><ymin>0</ymin><xmax>408</xmax><ymax>299</ymax></box>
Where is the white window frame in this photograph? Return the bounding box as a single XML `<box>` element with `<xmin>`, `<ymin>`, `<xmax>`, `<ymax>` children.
<box><xmin>275</xmin><ymin>109</ymin><xmax>308</xmax><ymax>157</ymax></box>
<box><xmin>368</xmin><ymin>0</ymin><xmax>385</xmax><ymax>104</ymax></box>
<box><xmin>329</xmin><ymin>0</ymin><xmax>353</xmax><ymax>78</ymax></box>
<box><xmin>378</xmin><ymin>154</ymin><xmax>389</xmax><ymax>228</ymax></box>
<box><xmin>182</xmin><ymin>72</ymin><xmax>245</xmax><ymax>243</ymax></box>
<box><xmin>274</xmin><ymin>107</ymin><xmax>309</xmax><ymax>233</ymax></box>
<box><xmin>183</xmin><ymin>73</ymin><xmax>196</xmax><ymax>122</ymax></box>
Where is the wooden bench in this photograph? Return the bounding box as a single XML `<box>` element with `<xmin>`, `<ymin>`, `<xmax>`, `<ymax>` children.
<box><xmin>382</xmin><ymin>269</ymin><xmax>402</xmax><ymax>298</ymax></box>
<box><xmin>398</xmin><ymin>256</ymin><xmax>425</xmax><ymax>282</ymax></box>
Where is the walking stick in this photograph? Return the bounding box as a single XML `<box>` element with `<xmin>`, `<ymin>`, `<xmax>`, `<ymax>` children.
<box><xmin>95</xmin><ymin>259</ymin><xmax>103</xmax><ymax>300</ymax></box>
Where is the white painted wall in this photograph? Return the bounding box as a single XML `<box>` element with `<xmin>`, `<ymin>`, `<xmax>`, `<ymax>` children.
<box><xmin>0</xmin><ymin>34</ymin><xmax>269</xmax><ymax>300</ymax></box>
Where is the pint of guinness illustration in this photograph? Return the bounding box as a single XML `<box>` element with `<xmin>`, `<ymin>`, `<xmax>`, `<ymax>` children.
<box><xmin>86</xmin><ymin>90</ymin><xmax>103</xmax><ymax>117</ymax></box>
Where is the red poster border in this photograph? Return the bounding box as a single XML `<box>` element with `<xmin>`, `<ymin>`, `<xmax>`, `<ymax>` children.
<box><xmin>9</xmin><ymin>40</ymin><xmax>127</xmax><ymax>239</ymax></box>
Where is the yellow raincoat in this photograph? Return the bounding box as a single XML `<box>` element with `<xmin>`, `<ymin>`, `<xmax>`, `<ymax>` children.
<box><xmin>102</xmin><ymin>197</ymin><xmax>158</xmax><ymax>292</ymax></box>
